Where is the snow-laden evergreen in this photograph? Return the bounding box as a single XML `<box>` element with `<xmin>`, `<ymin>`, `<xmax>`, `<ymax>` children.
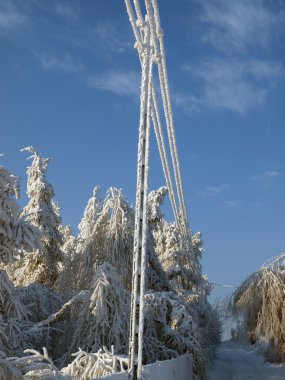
<box><xmin>68</xmin><ymin>187</ymin><xmax>134</xmax><ymax>291</ymax></box>
<box><xmin>148</xmin><ymin>187</ymin><xmax>201</xmax><ymax>292</ymax></box>
<box><xmin>0</xmin><ymin>160</ymin><xmax>41</xmax><ymax>263</ymax></box>
<box><xmin>13</xmin><ymin>147</ymin><xmax>64</xmax><ymax>287</ymax></box>
<box><xmin>78</xmin><ymin>186</ymin><xmax>102</xmax><ymax>241</ymax></box>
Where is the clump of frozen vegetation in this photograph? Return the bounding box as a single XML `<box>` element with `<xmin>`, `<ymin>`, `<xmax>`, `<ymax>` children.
<box><xmin>0</xmin><ymin>151</ymin><xmax>221</xmax><ymax>379</ymax></box>
<box><xmin>231</xmin><ymin>253</ymin><xmax>285</xmax><ymax>362</ymax></box>
<box><xmin>0</xmin><ymin>158</ymin><xmax>41</xmax><ymax>264</ymax></box>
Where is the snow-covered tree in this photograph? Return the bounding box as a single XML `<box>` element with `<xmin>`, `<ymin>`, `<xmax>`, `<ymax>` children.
<box><xmin>148</xmin><ymin>187</ymin><xmax>201</xmax><ymax>291</ymax></box>
<box><xmin>18</xmin><ymin>147</ymin><xmax>63</xmax><ymax>287</ymax></box>
<box><xmin>78</xmin><ymin>186</ymin><xmax>102</xmax><ymax>241</ymax></box>
<box><xmin>55</xmin><ymin>186</ymin><xmax>102</xmax><ymax>291</ymax></box>
<box><xmin>231</xmin><ymin>253</ymin><xmax>285</xmax><ymax>362</ymax></box>
<box><xmin>41</xmin><ymin>263</ymin><xmax>130</xmax><ymax>367</ymax></box>
<box><xmin>0</xmin><ymin>160</ymin><xmax>41</xmax><ymax>263</ymax></box>
<box><xmin>76</xmin><ymin>187</ymin><xmax>134</xmax><ymax>290</ymax></box>
<box><xmin>146</xmin><ymin>186</ymin><xmax>221</xmax><ymax>370</ymax></box>
<box><xmin>0</xmin><ymin>149</ymin><xmax>220</xmax><ymax>379</ymax></box>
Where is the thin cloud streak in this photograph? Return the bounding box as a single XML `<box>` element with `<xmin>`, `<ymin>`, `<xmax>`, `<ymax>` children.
<box><xmin>0</xmin><ymin>2</ymin><xmax>26</xmax><ymax>30</ymax></box>
<box><xmin>222</xmin><ymin>200</ymin><xmax>241</xmax><ymax>209</ymax></box>
<box><xmin>199</xmin><ymin>0</ymin><xmax>285</xmax><ymax>53</ymax></box>
<box><xmin>178</xmin><ymin>59</ymin><xmax>283</xmax><ymax>114</ymax></box>
<box><xmin>33</xmin><ymin>50</ymin><xmax>139</xmax><ymax>98</ymax></box>
<box><xmin>93</xmin><ymin>23</ymin><xmax>131</xmax><ymax>53</ymax></box>
<box><xmin>33</xmin><ymin>50</ymin><xmax>83</xmax><ymax>73</ymax></box>
<box><xmin>250</xmin><ymin>170</ymin><xmax>280</xmax><ymax>187</ymax></box>
<box><xmin>85</xmin><ymin>71</ymin><xmax>140</xmax><ymax>96</ymax></box>
<box><xmin>179</xmin><ymin>0</ymin><xmax>285</xmax><ymax>114</ymax></box>
<box><xmin>198</xmin><ymin>183</ymin><xmax>229</xmax><ymax>198</ymax></box>
<box><xmin>53</xmin><ymin>2</ymin><xmax>79</xmax><ymax>21</ymax></box>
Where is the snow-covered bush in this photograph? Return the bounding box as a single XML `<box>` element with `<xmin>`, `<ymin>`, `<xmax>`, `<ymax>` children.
<box><xmin>143</xmin><ymin>291</ymin><xmax>205</xmax><ymax>379</ymax></box>
<box><xmin>0</xmin><ymin>359</ymin><xmax>23</xmax><ymax>380</ymax></box>
<box><xmin>4</xmin><ymin>347</ymin><xmax>64</xmax><ymax>379</ymax></box>
<box><xmin>231</xmin><ymin>254</ymin><xmax>285</xmax><ymax>362</ymax></box>
<box><xmin>17</xmin><ymin>284</ymin><xmax>63</xmax><ymax>323</ymax></box>
<box><xmin>37</xmin><ymin>262</ymin><xmax>130</xmax><ymax>367</ymax></box>
<box><xmin>0</xmin><ymin>270</ymin><xmax>27</xmax><ymax>356</ymax></box>
<box><xmin>4</xmin><ymin>346</ymin><xmax>128</xmax><ymax>380</ymax></box>
<box><xmin>67</xmin><ymin>262</ymin><xmax>130</xmax><ymax>362</ymax></box>
<box><xmin>61</xmin><ymin>346</ymin><xmax>128</xmax><ymax>379</ymax></box>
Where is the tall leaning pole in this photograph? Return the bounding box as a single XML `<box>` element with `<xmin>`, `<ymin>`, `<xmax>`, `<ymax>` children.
<box><xmin>127</xmin><ymin>5</ymin><xmax>153</xmax><ymax>380</ymax></box>
<box><xmin>125</xmin><ymin>0</ymin><xmax>196</xmax><ymax>379</ymax></box>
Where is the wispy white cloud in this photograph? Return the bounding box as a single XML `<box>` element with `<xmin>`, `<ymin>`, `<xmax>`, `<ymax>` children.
<box><xmin>178</xmin><ymin>58</ymin><xmax>283</xmax><ymax>114</ymax></box>
<box><xmin>33</xmin><ymin>49</ymin><xmax>139</xmax><ymax>98</ymax></box>
<box><xmin>172</xmin><ymin>93</ymin><xmax>200</xmax><ymax>113</ymax></box>
<box><xmin>53</xmin><ymin>2</ymin><xmax>79</xmax><ymax>22</ymax></box>
<box><xmin>92</xmin><ymin>23</ymin><xmax>131</xmax><ymax>53</ymax></box>
<box><xmin>0</xmin><ymin>2</ymin><xmax>26</xmax><ymax>30</ymax></box>
<box><xmin>33</xmin><ymin>51</ymin><xmax>83</xmax><ymax>73</ymax></box>
<box><xmin>85</xmin><ymin>71</ymin><xmax>140</xmax><ymax>96</ymax></box>
<box><xmin>178</xmin><ymin>0</ymin><xmax>285</xmax><ymax>114</ymax></box>
<box><xmin>250</xmin><ymin>170</ymin><xmax>280</xmax><ymax>187</ymax></box>
<box><xmin>222</xmin><ymin>200</ymin><xmax>241</xmax><ymax>209</ymax></box>
<box><xmin>199</xmin><ymin>0</ymin><xmax>285</xmax><ymax>53</ymax></box>
<box><xmin>198</xmin><ymin>183</ymin><xmax>229</xmax><ymax>198</ymax></box>
<box><xmin>31</xmin><ymin>0</ymin><xmax>80</xmax><ymax>22</ymax></box>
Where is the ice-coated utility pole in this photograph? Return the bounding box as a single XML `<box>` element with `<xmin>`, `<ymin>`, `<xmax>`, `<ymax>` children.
<box><xmin>126</xmin><ymin>0</ymin><xmax>198</xmax><ymax>378</ymax></box>
<box><xmin>128</xmin><ymin>9</ymin><xmax>153</xmax><ymax>380</ymax></box>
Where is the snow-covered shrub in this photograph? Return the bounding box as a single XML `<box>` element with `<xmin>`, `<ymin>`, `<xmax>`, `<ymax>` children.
<box><xmin>39</xmin><ymin>263</ymin><xmax>130</xmax><ymax>367</ymax></box>
<box><xmin>0</xmin><ymin>359</ymin><xmax>23</xmax><ymax>380</ymax></box>
<box><xmin>192</xmin><ymin>295</ymin><xmax>222</xmax><ymax>361</ymax></box>
<box><xmin>143</xmin><ymin>291</ymin><xmax>205</xmax><ymax>379</ymax></box>
<box><xmin>3</xmin><ymin>347</ymin><xmax>65</xmax><ymax>379</ymax></box>
<box><xmin>0</xmin><ymin>161</ymin><xmax>41</xmax><ymax>263</ymax></box>
<box><xmin>0</xmin><ymin>270</ymin><xmax>27</xmax><ymax>355</ymax></box>
<box><xmin>67</xmin><ymin>262</ymin><xmax>130</xmax><ymax>360</ymax></box>
<box><xmin>61</xmin><ymin>346</ymin><xmax>128</xmax><ymax>379</ymax></box>
<box><xmin>232</xmin><ymin>257</ymin><xmax>285</xmax><ymax>362</ymax></box>
<box><xmin>3</xmin><ymin>346</ymin><xmax>128</xmax><ymax>380</ymax></box>
<box><xmin>17</xmin><ymin>284</ymin><xmax>64</xmax><ymax>323</ymax></box>
<box><xmin>0</xmin><ymin>272</ymin><xmax>49</xmax><ymax>358</ymax></box>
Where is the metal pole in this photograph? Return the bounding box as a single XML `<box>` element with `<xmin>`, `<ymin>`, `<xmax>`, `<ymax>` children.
<box><xmin>129</xmin><ymin>18</ymin><xmax>152</xmax><ymax>380</ymax></box>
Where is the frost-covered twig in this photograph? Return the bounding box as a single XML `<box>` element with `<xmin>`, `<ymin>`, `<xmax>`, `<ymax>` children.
<box><xmin>61</xmin><ymin>346</ymin><xmax>128</xmax><ymax>379</ymax></box>
<box><xmin>6</xmin><ymin>347</ymin><xmax>59</xmax><ymax>374</ymax></box>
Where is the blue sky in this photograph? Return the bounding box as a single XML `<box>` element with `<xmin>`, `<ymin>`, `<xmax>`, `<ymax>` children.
<box><xmin>1</xmin><ymin>0</ymin><xmax>284</xmax><ymax>298</ymax></box>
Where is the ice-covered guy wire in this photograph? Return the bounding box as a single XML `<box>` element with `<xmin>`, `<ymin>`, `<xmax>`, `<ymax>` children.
<box><xmin>125</xmin><ymin>1</ymin><xmax>193</xmax><ymax>379</ymax></box>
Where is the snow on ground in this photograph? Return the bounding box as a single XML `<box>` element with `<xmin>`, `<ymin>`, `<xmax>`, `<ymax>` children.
<box><xmin>207</xmin><ymin>340</ymin><xmax>285</xmax><ymax>380</ymax></box>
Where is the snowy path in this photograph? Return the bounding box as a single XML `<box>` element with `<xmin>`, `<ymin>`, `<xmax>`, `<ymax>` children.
<box><xmin>207</xmin><ymin>341</ymin><xmax>285</xmax><ymax>380</ymax></box>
